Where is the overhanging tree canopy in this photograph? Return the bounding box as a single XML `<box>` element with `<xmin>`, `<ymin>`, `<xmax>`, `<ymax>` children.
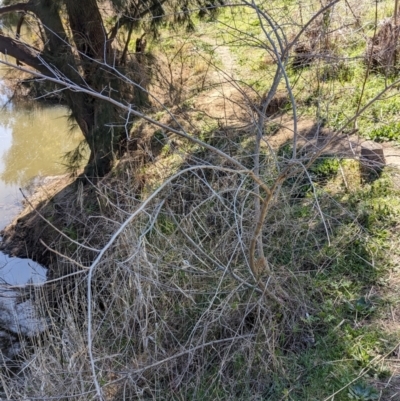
<box><xmin>0</xmin><ymin>0</ymin><xmax>223</xmax><ymax>177</ymax></box>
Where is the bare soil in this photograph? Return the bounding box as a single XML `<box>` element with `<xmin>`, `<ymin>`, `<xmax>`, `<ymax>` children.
<box><xmin>0</xmin><ymin>175</ymin><xmax>75</xmax><ymax>263</ymax></box>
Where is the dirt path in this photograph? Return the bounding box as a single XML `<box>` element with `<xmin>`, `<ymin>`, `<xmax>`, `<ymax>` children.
<box><xmin>194</xmin><ymin>38</ymin><xmax>400</xmax><ymax>172</ymax></box>
<box><xmin>268</xmin><ymin>118</ymin><xmax>400</xmax><ymax>167</ymax></box>
<box><xmin>193</xmin><ymin>37</ymin><xmax>253</xmax><ymax>126</ymax></box>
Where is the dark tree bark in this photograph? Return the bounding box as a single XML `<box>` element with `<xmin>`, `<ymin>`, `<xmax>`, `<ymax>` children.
<box><xmin>65</xmin><ymin>0</ymin><xmax>109</xmax><ymax>61</ymax></box>
<box><xmin>0</xmin><ymin>35</ymin><xmax>45</xmax><ymax>71</ymax></box>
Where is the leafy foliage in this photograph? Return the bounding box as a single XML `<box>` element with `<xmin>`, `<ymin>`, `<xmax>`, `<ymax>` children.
<box><xmin>369</xmin><ymin>122</ymin><xmax>400</xmax><ymax>142</ymax></box>
<box><xmin>348</xmin><ymin>383</ymin><xmax>379</xmax><ymax>400</ymax></box>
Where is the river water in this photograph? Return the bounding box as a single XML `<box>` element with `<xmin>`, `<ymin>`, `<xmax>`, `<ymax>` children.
<box><xmin>0</xmin><ymin>69</ymin><xmax>85</xmax><ymax>367</ymax></box>
<box><xmin>0</xmin><ymin>72</ymin><xmax>84</xmax><ymax>285</ymax></box>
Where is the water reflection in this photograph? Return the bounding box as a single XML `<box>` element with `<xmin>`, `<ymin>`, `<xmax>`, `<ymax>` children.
<box><xmin>0</xmin><ymin>102</ymin><xmax>85</xmax><ymax>225</ymax></box>
<box><xmin>0</xmin><ymin>251</ymin><xmax>46</xmax><ymax>285</ymax></box>
<box><xmin>0</xmin><ymin>105</ymin><xmax>83</xmax><ymax>186</ymax></box>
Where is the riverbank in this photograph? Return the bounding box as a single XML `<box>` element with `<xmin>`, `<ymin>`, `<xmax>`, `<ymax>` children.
<box><xmin>0</xmin><ymin>174</ymin><xmax>73</xmax><ymax>260</ymax></box>
<box><xmin>0</xmin><ymin>174</ymin><xmax>96</xmax><ymax>286</ymax></box>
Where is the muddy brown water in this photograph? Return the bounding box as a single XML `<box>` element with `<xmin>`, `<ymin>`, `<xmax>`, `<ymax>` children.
<box><xmin>0</xmin><ymin>83</ymin><xmax>84</xmax><ymax>285</ymax></box>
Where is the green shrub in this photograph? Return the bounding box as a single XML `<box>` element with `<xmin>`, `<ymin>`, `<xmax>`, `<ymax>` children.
<box><xmin>369</xmin><ymin>122</ymin><xmax>400</xmax><ymax>142</ymax></box>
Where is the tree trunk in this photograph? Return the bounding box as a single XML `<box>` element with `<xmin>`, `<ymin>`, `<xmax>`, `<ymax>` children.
<box><xmin>65</xmin><ymin>0</ymin><xmax>109</xmax><ymax>61</ymax></box>
<box><xmin>64</xmin><ymin>0</ymin><xmax>127</xmax><ymax>178</ymax></box>
<box><xmin>0</xmin><ymin>0</ymin><xmax>147</xmax><ymax>178</ymax></box>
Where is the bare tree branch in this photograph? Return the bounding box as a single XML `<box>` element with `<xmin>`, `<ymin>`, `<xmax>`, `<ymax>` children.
<box><xmin>0</xmin><ymin>34</ymin><xmax>46</xmax><ymax>73</ymax></box>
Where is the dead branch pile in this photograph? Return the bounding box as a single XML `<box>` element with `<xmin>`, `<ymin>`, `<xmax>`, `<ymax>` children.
<box><xmin>366</xmin><ymin>16</ymin><xmax>400</xmax><ymax>74</ymax></box>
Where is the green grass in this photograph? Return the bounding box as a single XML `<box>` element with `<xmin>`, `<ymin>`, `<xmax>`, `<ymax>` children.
<box><xmin>187</xmin><ymin>0</ymin><xmax>400</xmax><ymax>143</ymax></box>
<box><xmin>255</xmin><ymin>163</ymin><xmax>400</xmax><ymax>399</ymax></box>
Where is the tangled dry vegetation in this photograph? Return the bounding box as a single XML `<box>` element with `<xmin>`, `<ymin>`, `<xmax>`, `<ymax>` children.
<box><xmin>3</xmin><ymin>1</ymin><xmax>400</xmax><ymax>400</ymax></box>
<box><xmin>4</xmin><ymin>130</ymin><xmax>400</xmax><ymax>400</ymax></box>
<box><xmin>367</xmin><ymin>15</ymin><xmax>400</xmax><ymax>75</ymax></box>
